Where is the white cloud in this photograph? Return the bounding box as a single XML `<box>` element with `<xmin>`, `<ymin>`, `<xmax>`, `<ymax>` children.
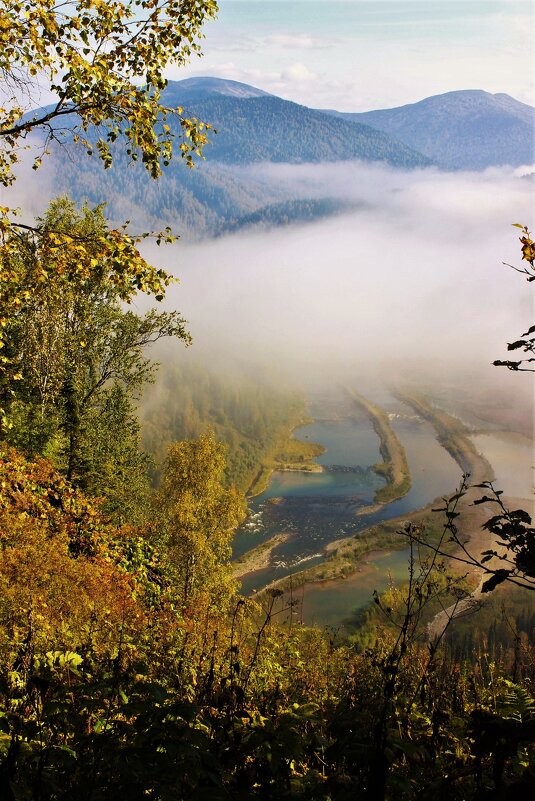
<box><xmin>143</xmin><ymin>163</ymin><xmax>533</xmax><ymax>392</ymax></box>
<box><xmin>281</xmin><ymin>63</ymin><xmax>317</xmax><ymax>83</ymax></box>
<box><xmin>169</xmin><ymin>61</ymin><xmax>322</xmax><ymax>102</ymax></box>
<box><xmin>169</xmin><ymin>2</ymin><xmax>534</xmax><ymax>110</ymax></box>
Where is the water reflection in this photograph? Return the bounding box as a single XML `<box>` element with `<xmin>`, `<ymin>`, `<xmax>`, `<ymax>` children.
<box><xmin>235</xmin><ymin>399</ymin><xmax>461</xmax><ymax>593</ymax></box>
<box><xmin>299</xmin><ymin>547</ymin><xmax>412</xmax><ymax>629</ymax></box>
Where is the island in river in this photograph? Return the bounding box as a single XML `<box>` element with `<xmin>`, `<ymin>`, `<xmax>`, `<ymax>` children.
<box><xmin>247</xmin><ymin>423</ymin><xmax>326</xmax><ymax>498</ymax></box>
<box><xmin>346</xmin><ymin>388</ymin><xmax>411</xmax><ymax>511</ymax></box>
<box><xmin>233</xmin><ymin>533</ymin><xmax>292</xmax><ymax>578</ymax></box>
<box><xmin>259</xmin><ymin>390</ymin><xmax>494</xmax><ymax>594</ymax></box>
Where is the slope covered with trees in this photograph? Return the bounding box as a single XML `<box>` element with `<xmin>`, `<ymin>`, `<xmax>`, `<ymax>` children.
<box><xmin>44</xmin><ymin>80</ymin><xmax>430</xmax><ymax>236</ymax></box>
<box><xmin>139</xmin><ymin>360</ymin><xmax>309</xmax><ymax>492</ymax></box>
<box><xmin>322</xmin><ymin>89</ymin><xmax>535</xmax><ymax>170</ymax></box>
<box><xmin>1</xmin><ymin>438</ymin><xmax>534</xmax><ymax>801</ymax></box>
<box><xmin>1</xmin><ymin>198</ymin><xmax>189</xmax><ymax>522</ymax></box>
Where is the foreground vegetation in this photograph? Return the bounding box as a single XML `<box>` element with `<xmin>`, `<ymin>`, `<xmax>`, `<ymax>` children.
<box><xmin>1</xmin><ymin>445</ymin><xmax>535</xmax><ymax>801</ymax></box>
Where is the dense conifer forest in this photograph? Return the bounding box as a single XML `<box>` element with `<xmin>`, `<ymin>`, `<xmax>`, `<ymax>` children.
<box><xmin>139</xmin><ymin>360</ymin><xmax>309</xmax><ymax>491</ymax></box>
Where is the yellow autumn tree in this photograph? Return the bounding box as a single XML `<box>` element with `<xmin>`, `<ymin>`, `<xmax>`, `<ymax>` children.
<box><xmin>154</xmin><ymin>432</ymin><xmax>246</xmax><ymax>612</ymax></box>
<box><xmin>0</xmin><ymin>0</ymin><xmax>218</xmax><ymax>430</ymax></box>
<box><xmin>0</xmin><ymin>0</ymin><xmax>217</xmax><ymax>185</ymax></box>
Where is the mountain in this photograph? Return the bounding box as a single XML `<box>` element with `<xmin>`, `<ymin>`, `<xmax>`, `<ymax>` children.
<box><xmin>48</xmin><ymin>76</ymin><xmax>430</xmax><ymax>237</ymax></box>
<box><xmin>214</xmin><ymin>198</ymin><xmax>364</xmax><ymax>236</ymax></box>
<box><xmin>319</xmin><ymin>90</ymin><xmax>535</xmax><ymax>170</ymax></box>
<box><xmin>43</xmin><ymin>80</ymin><xmax>532</xmax><ymax>238</ymax></box>
<box><xmin>163</xmin><ymin>76</ymin><xmax>272</xmax><ymax>101</ymax></box>
<box><xmin>172</xmin><ymin>90</ymin><xmax>431</xmax><ymax>167</ymax></box>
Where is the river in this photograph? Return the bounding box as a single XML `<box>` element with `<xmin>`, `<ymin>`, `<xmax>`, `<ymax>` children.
<box><xmin>234</xmin><ymin>393</ymin><xmax>532</xmax><ymax>625</ymax></box>
<box><xmin>234</xmin><ymin>393</ymin><xmax>461</xmax><ymax>595</ymax></box>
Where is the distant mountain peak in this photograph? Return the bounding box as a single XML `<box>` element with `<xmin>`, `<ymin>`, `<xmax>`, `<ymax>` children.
<box><xmin>165</xmin><ymin>76</ymin><xmax>272</xmax><ymax>101</ymax></box>
<box><xmin>319</xmin><ymin>89</ymin><xmax>535</xmax><ymax>170</ymax></box>
<box><xmin>361</xmin><ymin>89</ymin><xmax>533</xmax><ymax>114</ymax></box>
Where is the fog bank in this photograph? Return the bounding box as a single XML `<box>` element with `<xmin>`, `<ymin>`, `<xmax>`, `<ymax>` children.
<box><xmin>143</xmin><ymin>163</ymin><xmax>532</xmax><ymax>398</ymax></box>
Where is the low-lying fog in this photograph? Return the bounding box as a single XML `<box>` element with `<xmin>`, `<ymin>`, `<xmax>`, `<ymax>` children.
<box><xmin>4</xmin><ymin>156</ymin><xmax>533</xmax><ymax>423</ymax></box>
<box><xmin>139</xmin><ymin>162</ymin><xmax>533</xmax><ymax>403</ymax></box>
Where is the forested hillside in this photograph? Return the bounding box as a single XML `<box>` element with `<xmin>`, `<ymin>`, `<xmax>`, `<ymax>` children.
<box><xmin>173</xmin><ymin>93</ymin><xmax>430</xmax><ymax>167</ymax></box>
<box><xmin>139</xmin><ymin>360</ymin><xmax>309</xmax><ymax>491</ymax></box>
<box><xmin>52</xmin><ymin>157</ymin><xmax>286</xmax><ymax>236</ymax></box>
<box><xmin>216</xmin><ymin>197</ymin><xmax>361</xmax><ymax>235</ymax></box>
<box><xmin>45</xmin><ymin>79</ymin><xmax>429</xmax><ymax>235</ymax></box>
<box><xmin>322</xmin><ymin>89</ymin><xmax>535</xmax><ymax>170</ymax></box>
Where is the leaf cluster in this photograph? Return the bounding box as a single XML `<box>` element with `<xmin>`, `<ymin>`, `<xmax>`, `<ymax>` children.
<box><xmin>0</xmin><ymin>0</ymin><xmax>217</xmax><ymax>186</ymax></box>
<box><xmin>494</xmin><ymin>224</ymin><xmax>535</xmax><ymax>372</ymax></box>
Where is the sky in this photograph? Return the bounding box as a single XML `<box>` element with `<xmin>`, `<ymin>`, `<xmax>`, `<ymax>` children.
<box><xmin>171</xmin><ymin>0</ymin><xmax>535</xmax><ymax>110</ymax></box>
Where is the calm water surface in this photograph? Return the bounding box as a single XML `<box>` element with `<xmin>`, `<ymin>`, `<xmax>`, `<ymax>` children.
<box><xmin>235</xmin><ymin>395</ymin><xmax>461</xmax><ymax>595</ymax></box>
<box><xmin>300</xmin><ymin>547</ymin><xmax>412</xmax><ymax>628</ymax></box>
<box><xmin>471</xmin><ymin>432</ymin><xmax>533</xmax><ymax>501</ymax></box>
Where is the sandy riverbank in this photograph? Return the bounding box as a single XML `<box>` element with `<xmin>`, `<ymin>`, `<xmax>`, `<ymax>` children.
<box><xmin>233</xmin><ymin>532</ymin><xmax>291</xmax><ymax>578</ymax></box>
<box><xmin>346</xmin><ymin>388</ymin><xmax>411</xmax><ymax>509</ymax></box>
<box><xmin>395</xmin><ymin>391</ymin><xmax>494</xmax><ymax>486</ymax></box>
<box><xmin>256</xmin><ymin>391</ymin><xmax>498</xmax><ymax>599</ymax></box>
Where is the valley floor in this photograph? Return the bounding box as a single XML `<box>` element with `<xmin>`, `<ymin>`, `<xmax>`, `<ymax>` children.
<box><xmin>238</xmin><ymin>389</ymin><xmax>507</xmax><ymax>604</ymax></box>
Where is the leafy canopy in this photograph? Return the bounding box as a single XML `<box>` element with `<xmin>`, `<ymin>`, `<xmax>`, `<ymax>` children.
<box><xmin>1</xmin><ymin>198</ymin><xmax>191</xmax><ymax>523</ymax></box>
<box><xmin>0</xmin><ymin>2</ymin><xmax>219</xmax><ymax>429</ymax></box>
<box><xmin>493</xmin><ymin>225</ymin><xmax>535</xmax><ymax>372</ymax></box>
<box><xmin>0</xmin><ymin>0</ymin><xmax>218</xmax><ymax>185</ymax></box>
<box><xmin>0</xmin><ymin>198</ymin><xmax>188</xmax><ymax>433</ymax></box>
<box><xmin>154</xmin><ymin>432</ymin><xmax>246</xmax><ymax>609</ymax></box>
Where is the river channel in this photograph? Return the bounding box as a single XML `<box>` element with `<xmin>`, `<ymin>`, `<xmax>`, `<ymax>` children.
<box><xmin>234</xmin><ymin>393</ymin><xmax>462</xmax><ymax>595</ymax></box>
<box><xmin>233</xmin><ymin>392</ymin><xmax>533</xmax><ymax>626</ymax></box>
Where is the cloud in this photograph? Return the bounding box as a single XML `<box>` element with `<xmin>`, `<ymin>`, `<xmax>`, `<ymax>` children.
<box><xmin>207</xmin><ymin>32</ymin><xmax>339</xmax><ymax>53</ymax></box>
<box><xmin>280</xmin><ymin>62</ymin><xmax>317</xmax><ymax>83</ymax></box>
<box><xmin>8</xmin><ymin>149</ymin><xmax>532</xmax><ymax>432</ymax></box>
<box><xmin>142</xmin><ymin>162</ymin><xmax>532</xmax><ymax>401</ymax></box>
<box><xmin>172</xmin><ymin>3</ymin><xmax>535</xmax><ymax>111</ymax></box>
<box><xmin>171</xmin><ymin>60</ymin><xmax>358</xmax><ymax>110</ymax></box>
<box><xmin>267</xmin><ymin>33</ymin><xmax>339</xmax><ymax>50</ymax></box>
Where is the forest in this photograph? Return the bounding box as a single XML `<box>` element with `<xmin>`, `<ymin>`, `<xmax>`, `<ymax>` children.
<box><xmin>0</xmin><ymin>1</ymin><xmax>534</xmax><ymax>799</ymax></box>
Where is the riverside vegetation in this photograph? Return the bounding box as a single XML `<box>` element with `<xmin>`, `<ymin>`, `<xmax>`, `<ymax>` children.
<box><xmin>1</xmin><ymin>3</ymin><xmax>534</xmax><ymax>799</ymax></box>
<box><xmin>347</xmin><ymin>389</ymin><xmax>411</xmax><ymax>508</ymax></box>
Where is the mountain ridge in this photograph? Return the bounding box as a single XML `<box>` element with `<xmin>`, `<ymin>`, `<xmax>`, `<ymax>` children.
<box><xmin>42</xmin><ymin>78</ymin><xmax>534</xmax><ymax>236</ymax></box>
<box><xmin>317</xmin><ymin>88</ymin><xmax>534</xmax><ymax>169</ymax></box>
<box><xmin>164</xmin><ymin>76</ymin><xmax>272</xmax><ymax>102</ymax></box>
